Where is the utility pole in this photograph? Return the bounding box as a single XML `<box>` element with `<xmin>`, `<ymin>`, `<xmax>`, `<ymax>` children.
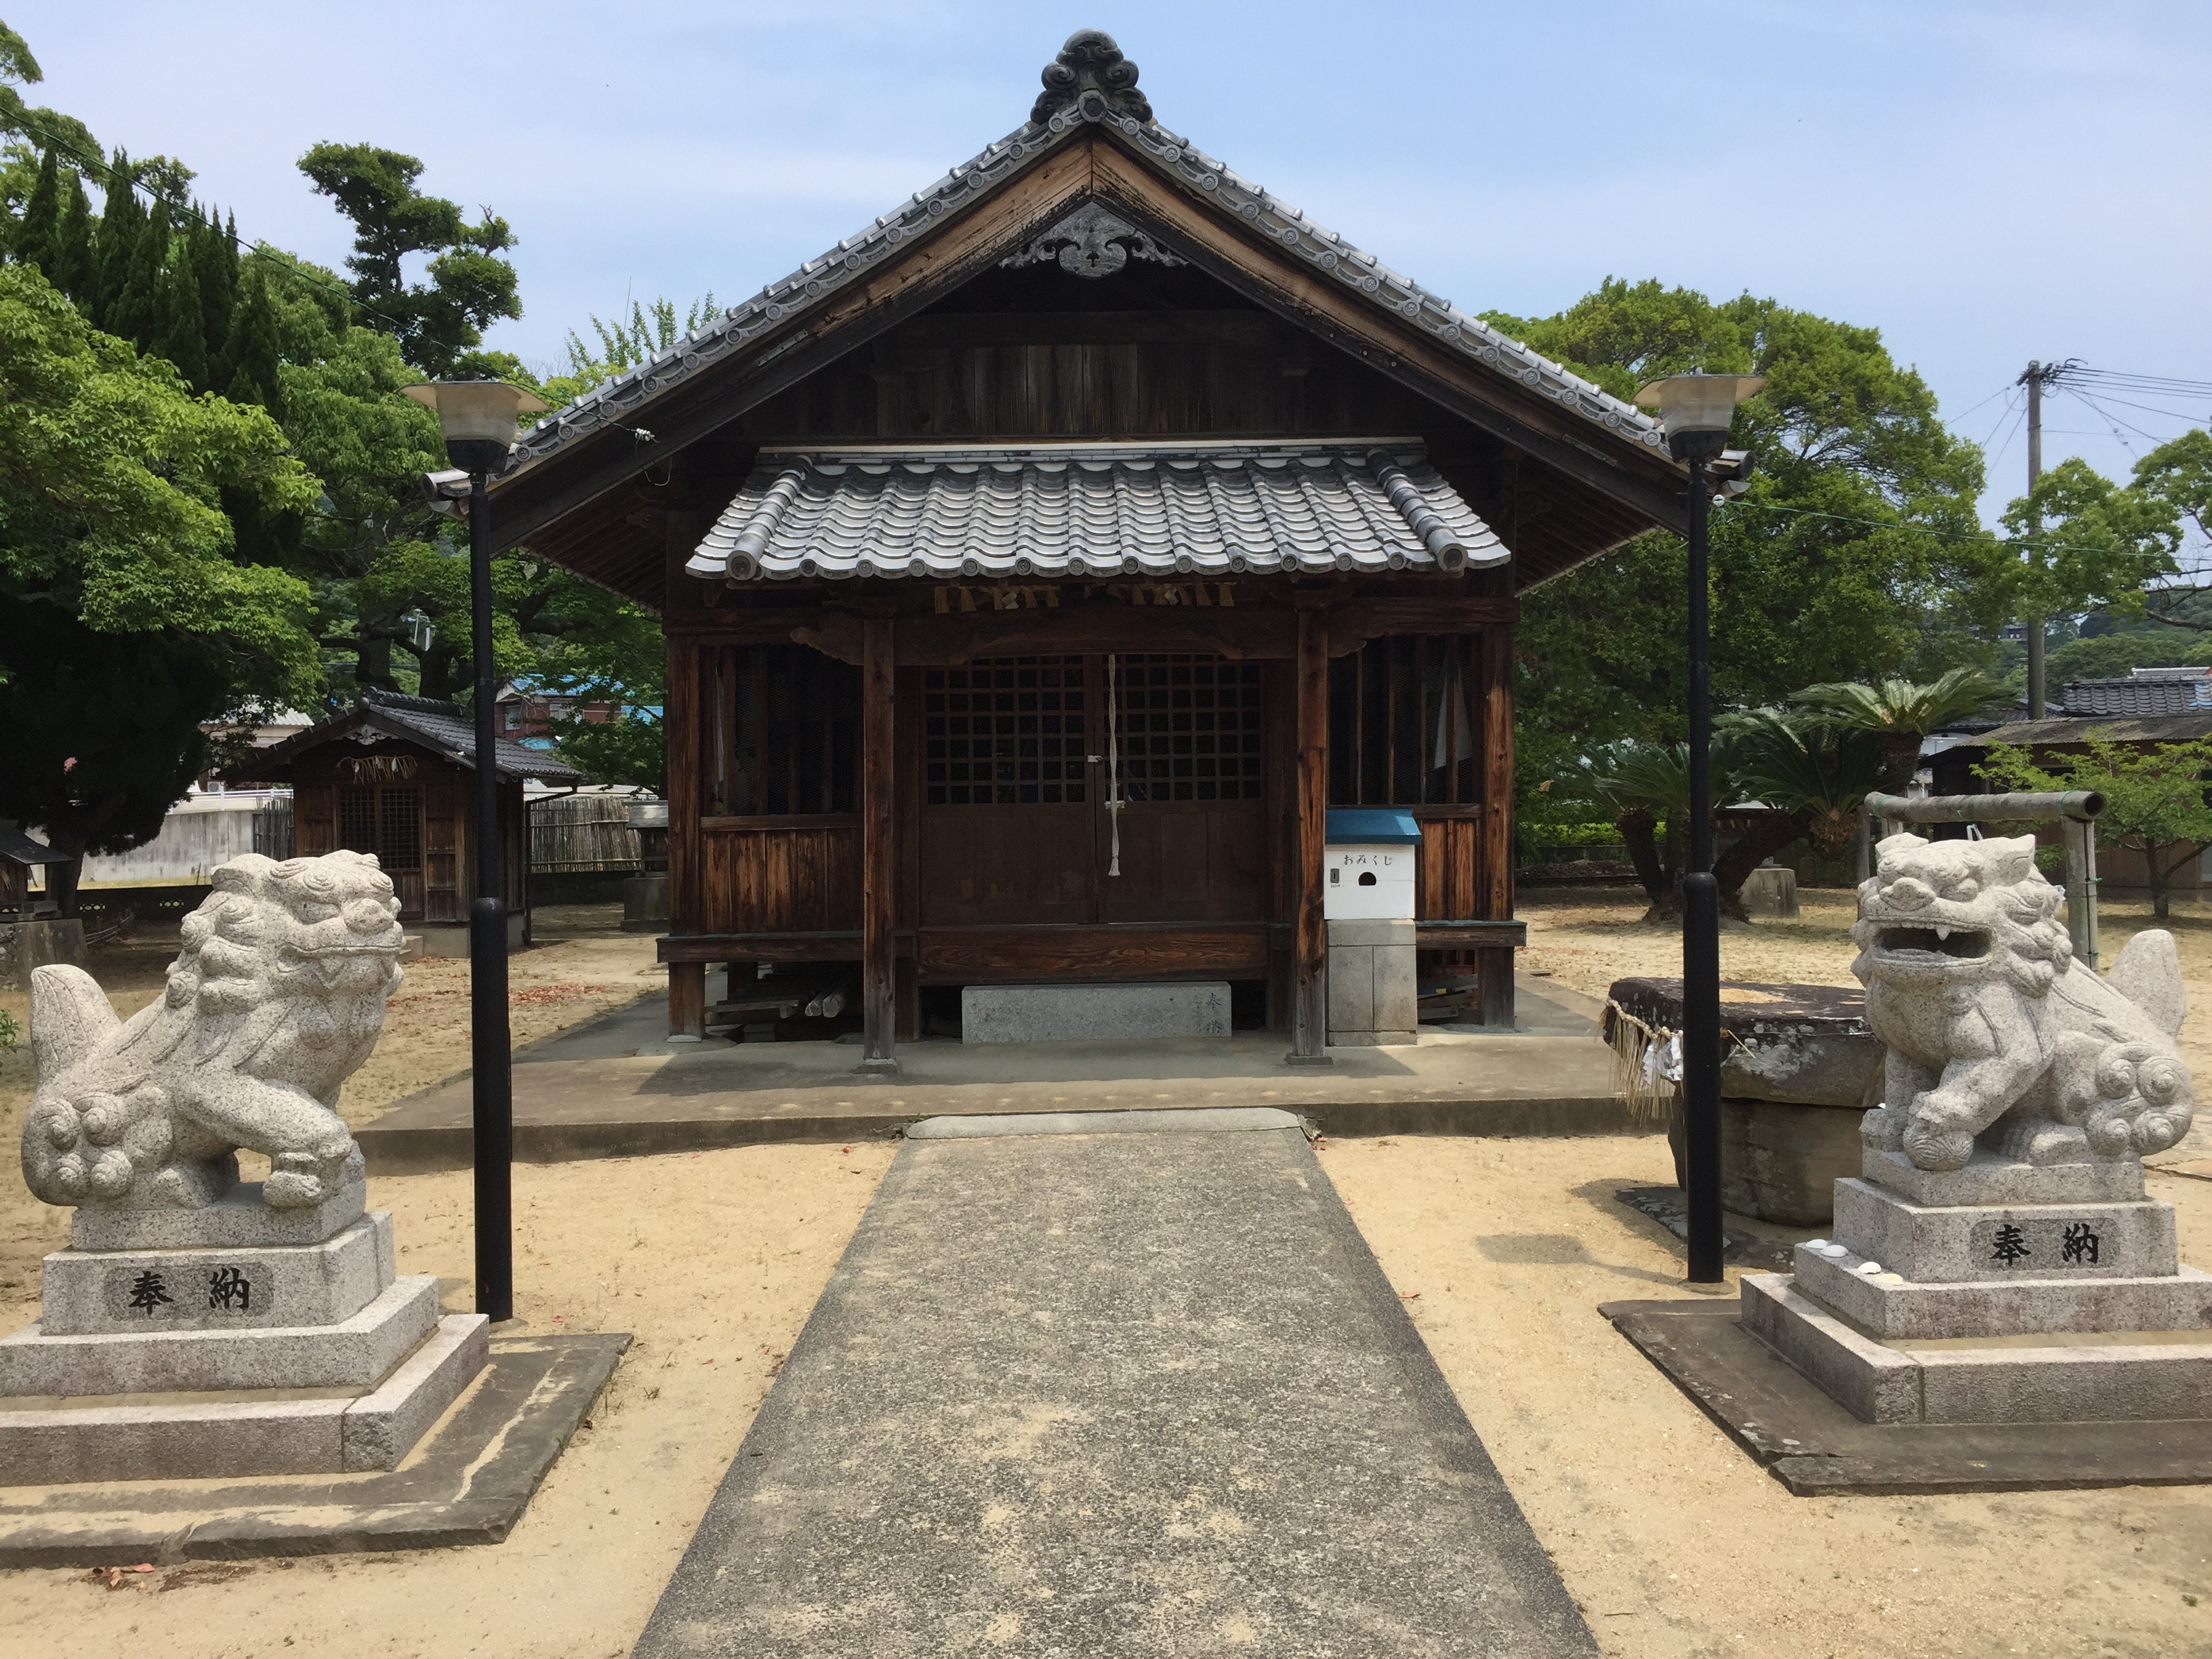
<box><xmin>2017</xmin><ymin>359</ymin><xmax>2066</xmax><ymax>718</ymax></box>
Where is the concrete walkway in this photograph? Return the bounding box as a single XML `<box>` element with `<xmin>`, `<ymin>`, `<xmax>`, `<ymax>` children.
<box><xmin>355</xmin><ymin>977</ymin><xmax>1623</xmax><ymax>1170</ymax></box>
<box><xmin>632</xmin><ymin>1108</ymin><xmax>1599</xmax><ymax>1658</ymax></box>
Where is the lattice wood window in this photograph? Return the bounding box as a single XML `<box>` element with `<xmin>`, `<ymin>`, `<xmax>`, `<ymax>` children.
<box><xmin>924</xmin><ymin>657</ymin><xmax>1088</xmax><ymax>806</ymax></box>
<box><xmin>1328</xmin><ymin>636</ymin><xmax>1481</xmax><ymax>806</ymax></box>
<box><xmin>337</xmin><ymin>784</ymin><xmax>422</xmax><ymax>871</ymax></box>
<box><xmin>710</xmin><ymin>644</ymin><xmax>860</xmax><ymax>816</ymax></box>
<box><xmin>1115</xmin><ymin>655</ymin><xmax>1264</xmax><ymax>803</ymax></box>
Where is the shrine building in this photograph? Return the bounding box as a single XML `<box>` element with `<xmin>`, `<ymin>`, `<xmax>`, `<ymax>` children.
<box><xmin>488</xmin><ymin>30</ymin><xmax>1687</xmax><ymax>1065</ymax></box>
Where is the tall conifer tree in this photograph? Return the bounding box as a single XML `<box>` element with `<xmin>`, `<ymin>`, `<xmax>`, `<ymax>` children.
<box><xmin>50</xmin><ymin>166</ymin><xmax>91</xmax><ymax>304</ymax></box>
<box><xmin>157</xmin><ymin>238</ymin><xmax>207</xmax><ymax>388</ymax></box>
<box><xmin>17</xmin><ymin>146</ymin><xmax>58</xmax><ymax>271</ymax></box>
<box><xmin>193</xmin><ymin>208</ymin><xmax>234</xmax><ymax>372</ymax></box>
<box><xmin>110</xmin><ymin>199</ymin><xmax>168</xmax><ymax>349</ymax></box>
<box><xmin>222</xmin><ymin>257</ymin><xmax>282</xmax><ymax>417</ymax></box>
<box><xmin>91</xmin><ymin>150</ymin><xmax>142</xmax><ymax>329</ymax></box>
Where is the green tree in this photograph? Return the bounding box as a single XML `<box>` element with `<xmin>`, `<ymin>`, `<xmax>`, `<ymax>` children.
<box><xmin>47</xmin><ymin>159</ymin><xmax>89</xmax><ymax>302</ymax></box>
<box><xmin>297</xmin><ymin>142</ymin><xmax>522</xmax><ymax>376</ymax></box>
<box><xmin>0</xmin><ymin>262</ymin><xmax>320</xmax><ymax>908</ymax></box>
<box><xmin>1978</xmin><ymin>735</ymin><xmax>2212</xmax><ymax>920</ymax></box>
<box><xmin>1998</xmin><ymin>456</ymin><xmax>2182</xmax><ymax>643</ymax></box>
<box><xmin>222</xmin><ymin>255</ymin><xmax>283</xmax><ymax>413</ymax></box>
<box><xmin>1494</xmin><ymin>279</ymin><xmax>2001</xmax><ymax>804</ymax></box>
<box><xmin>14</xmin><ymin>140</ymin><xmax>54</xmax><ymax>264</ymax></box>
<box><xmin>88</xmin><ymin>147</ymin><xmax>140</xmax><ymax>329</ymax></box>
<box><xmin>156</xmin><ymin>230</ymin><xmax>207</xmax><ymax>390</ymax></box>
<box><xmin>193</xmin><ymin>209</ymin><xmax>237</xmax><ymax>374</ymax></box>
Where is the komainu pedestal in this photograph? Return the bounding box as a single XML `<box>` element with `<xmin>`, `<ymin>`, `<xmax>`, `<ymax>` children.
<box><xmin>0</xmin><ymin>853</ymin><xmax>486</xmax><ymax>1485</ymax></box>
<box><xmin>1744</xmin><ymin>833</ymin><xmax>2212</xmax><ymax>1425</ymax></box>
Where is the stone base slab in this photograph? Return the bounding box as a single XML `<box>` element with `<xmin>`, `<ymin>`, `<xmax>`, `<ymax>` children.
<box><xmin>1833</xmin><ymin>1177</ymin><xmax>2176</xmax><ymax>1283</ymax></box>
<box><xmin>70</xmin><ymin>1180</ymin><xmax>368</xmax><ymax>1252</ymax></box>
<box><xmin>0</xmin><ymin>1315</ymin><xmax>487</xmax><ymax>1484</ymax></box>
<box><xmin>1325</xmin><ymin>1029</ymin><xmax>1419</xmax><ymax>1047</ymax></box>
<box><xmin>1605</xmin><ymin>1297</ymin><xmax>2212</xmax><ymax>1495</ymax></box>
<box><xmin>0</xmin><ymin>1275</ymin><xmax>441</xmax><ymax>1397</ymax></box>
<box><xmin>0</xmin><ymin>1332</ymin><xmax>626</xmax><ymax>1564</ymax></box>
<box><xmin>1791</xmin><ymin>1242</ymin><xmax>2212</xmax><ymax>1338</ymax></box>
<box><xmin>960</xmin><ymin>982</ymin><xmax>1230</xmax><ymax>1044</ymax></box>
<box><xmin>39</xmin><ymin>1212</ymin><xmax>394</xmax><ymax>1336</ymax></box>
<box><xmin>1742</xmin><ymin>1273</ymin><xmax>2212</xmax><ymax>1425</ymax></box>
<box><xmin>1863</xmin><ymin>1146</ymin><xmax>2145</xmax><ymax>1207</ymax></box>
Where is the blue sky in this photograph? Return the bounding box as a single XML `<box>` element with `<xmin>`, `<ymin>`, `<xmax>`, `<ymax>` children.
<box><xmin>14</xmin><ymin>2</ymin><xmax>2209</xmax><ymax>529</ymax></box>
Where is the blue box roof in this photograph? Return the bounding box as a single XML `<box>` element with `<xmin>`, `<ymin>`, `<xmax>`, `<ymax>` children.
<box><xmin>1324</xmin><ymin>808</ymin><xmax>1423</xmax><ymax>846</ymax></box>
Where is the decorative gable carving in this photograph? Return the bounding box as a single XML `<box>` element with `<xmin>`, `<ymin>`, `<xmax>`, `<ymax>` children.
<box><xmin>1000</xmin><ymin>204</ymin><xmax>1186</xmax><ymax>279</ymax></box>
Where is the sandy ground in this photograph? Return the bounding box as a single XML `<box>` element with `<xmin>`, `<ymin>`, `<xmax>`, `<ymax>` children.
<box><xmin>0</xmin><ymin>1142</ymin><xmax>896</xmax><ymax>1659</ymax></box>
<box><xmin>1324</xmin><ymin>1135</ymin><xmax>2212</xmax><ymax>1659</ymax></box>
<box><xmin>3</xmin><ymin>893</ymin><xmax>2212</xmax><ymax>1656</ymax></box>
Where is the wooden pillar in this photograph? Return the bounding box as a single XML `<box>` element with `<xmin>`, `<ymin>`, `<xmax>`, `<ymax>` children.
<box><xmin>662</xmin><ymin>510</ymin><xmax>704</xmax><ymax>1039</ymax></box>
<box><xmin>1477</xmin><ymin>620</ymin><xmax>1517</xmax><ymax>1028</ymax></box>
<box><xmin>1290</xmin><ymin>598</ymin><xmax>1332</xmax><ymax>1064</ymax></box>
<box><xmin>668</xmin><ymin>960</ymin><xmax>705</xmax><ymax>1040</ymax></box>
<box><xmin>859</xmin><ymin>614</ymin><xmax>899</xmax><ymax>1073</ymax></box>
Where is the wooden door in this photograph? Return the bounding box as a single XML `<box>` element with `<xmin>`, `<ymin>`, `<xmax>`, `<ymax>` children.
<box><xmin>914</xmin><ymin>653</ymin><xmax>1269</xmax><ymax>936</ymax></box>
<box><xmin>917</xmin><ymin>656</ymin><xmax>1097</xmax><ymax>926</ymax></box>
<box><xmin>1097</xmin><ymin>655</ymin><xmax>1268</xmax><ymax>924</ymax></box>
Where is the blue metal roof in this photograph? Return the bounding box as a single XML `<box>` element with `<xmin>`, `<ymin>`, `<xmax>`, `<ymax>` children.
<box><xmin>1325</xmin><ymin>808</ymin><xmax>1422</xmax><ymax>845</ymax></box>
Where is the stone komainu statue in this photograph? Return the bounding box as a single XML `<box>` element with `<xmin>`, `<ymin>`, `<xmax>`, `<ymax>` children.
<box><xmin>21</xmin><ymin>851</ymin><xmax>405</xmax><ymax>1212</ymax></box>
<box><xmin>1854</xmin><ymin>832</ymin><xmax>2195</xmax><ymax>1172</ymax></box>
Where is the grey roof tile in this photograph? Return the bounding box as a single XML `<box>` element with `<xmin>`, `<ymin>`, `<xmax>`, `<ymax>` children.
<box><xmin>2060</xmin><ymin>674</ymin><xmax>2212</xmax><ymax>717</ymax></box>
<box><xmin>684</xmin><ymin>441</ymin><xmax>1504</xmax><ymax>583</ymax></box>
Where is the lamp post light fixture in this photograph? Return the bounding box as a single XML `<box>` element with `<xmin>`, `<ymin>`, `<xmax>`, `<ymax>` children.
<box><xmin>402</xmin><ymin>379</ymin><xmax>547</xmax><ymax>1324</ymax></box>
<box><xmin>1632</xmin><ymin>371</ymin><xmax>1765</xmax><ymax>1288</ymax></box>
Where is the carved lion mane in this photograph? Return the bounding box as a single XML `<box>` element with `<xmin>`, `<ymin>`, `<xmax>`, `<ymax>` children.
<box><xmin>22</xmin><ymin>851</ymin><xmax>405</xmax><ymax>1212</ymax></box>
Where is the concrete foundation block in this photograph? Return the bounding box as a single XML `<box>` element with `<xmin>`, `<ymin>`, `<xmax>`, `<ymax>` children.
<box><xmin>0</xmin><ymin>1275</ymin><xmax>442</xmax><ymax>1397</ymax></box>
<box><xmin>1833</xmin><ymin>1179</ymin><xmax>2177</xmax><ymax>1284</ymax></box>
<box><xmin>1740</xmin><ymin>1275</ymin><xmax>1922</xmax><ymax>1424</ymax></box>
<box><xmin>1327</xmin><ymin>919</ymin><xmax>1416</xmax><ymax>1048</ymax></box>
<box><xmin>1744</xmin><ymin>1273</ymin><xmax>2212</xmax><ymax>1425</ymax></box>
<box><xmin>39</xmin><ymin>1212</ymin><xmax>394</xmax><ymax>1336</ymax></box>
<box><xmin>1740</xmin><ymin>865</ymin><xmax>1799</xmax><ymax>918</ymax></box>
<box><xmin>70</xmin><ymin>1181</ymin><xmax>368</xmax><ymax>1254</ymax></box>
<box><xmin>960</xmin><ymin>982</ymin><xmax>1229</xmax><ymax>1044</ymax></box>
<box><xmin>1862</xmin><ymin>1146</ymin><xmax>2146</xmax><ymax>1207</ymax></box>
<box><xmin>0</xmin><ymin>1314</ymin><xmax>488</xmax><ymax>1484</ymax></box>
<box><xmin>1792</xmin><ymin>1244</ymin><xmax>2212</xmax><ymax>1339</ymax></box>
<box><xmin>340</xmin><ymin>1314</ymin><xmax>490</xmax><ymax>1471</ymax></box>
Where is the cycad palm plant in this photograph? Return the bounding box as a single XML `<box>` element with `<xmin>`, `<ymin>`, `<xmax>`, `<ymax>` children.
<box><xmin>1789</xmin><ymin>667</ymin><xmax>2006</xmax><ymax>787</ymax></box>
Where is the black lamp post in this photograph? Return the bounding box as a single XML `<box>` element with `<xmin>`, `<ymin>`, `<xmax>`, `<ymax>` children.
<box><xmin>1632</xmin><ymin>371</ymin><xmax>1765</xmax><ymax>1288</ymax></box>
<box><xmin>403</xmin><ymin>379</ymin><xmax>547</xmax><ymax>1324</ymax></box>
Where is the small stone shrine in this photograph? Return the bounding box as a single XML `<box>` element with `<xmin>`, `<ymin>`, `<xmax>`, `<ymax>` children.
<box><xmin>1744</xmin><ymin>832</ymin><xmax>2212</xmax><ymax>1424</ymax></box>
<box><xmin>0</xmin><ymin>851</ymin><xmax>485</xmax><ymax>1483</ymax></box>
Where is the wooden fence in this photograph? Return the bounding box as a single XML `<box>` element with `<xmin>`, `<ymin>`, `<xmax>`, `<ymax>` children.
<box><xmin>529</xmin><ymin>794</ymin><xmax>652</xmax><ymax>872</ymax></box>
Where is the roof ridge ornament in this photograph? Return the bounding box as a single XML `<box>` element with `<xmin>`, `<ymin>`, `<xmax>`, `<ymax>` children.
<box><xmin>1002</xmin><ymin>203</ymin><xmax>1186</xmax><ymax>279</ymax></box>
<box><xmin>1032</xmin><ymin>30</ymin><xmax>1151</xmax><ymax>127</ymax></box>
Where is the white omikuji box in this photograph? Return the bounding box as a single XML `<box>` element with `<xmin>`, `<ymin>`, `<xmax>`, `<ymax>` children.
<box><xmin>1323</xmin><ymin>808</ymin><xmax>1421</xmax><ymax>921</ymax></box>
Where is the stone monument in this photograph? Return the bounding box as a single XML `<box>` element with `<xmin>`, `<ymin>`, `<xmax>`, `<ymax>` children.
<box><xmin>1744</xmin><ymin>832</ymin><xmax>2212</xmax><ymax>1424</ymax></box>
<box><xmin>0</xmin><ymin>851</ymin><xmax>486</xmax><ymax>1483</ymax></box>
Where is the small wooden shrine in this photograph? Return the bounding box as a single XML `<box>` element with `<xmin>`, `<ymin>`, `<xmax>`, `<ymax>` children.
<box><xmin>229</xmin><ymin>689</ymin><xmax>583</xmax><ymax>952</ymax></box>
<box><xmin>484</xmin><ymin>31</ymin><xmax>1689</xmax><ymax>1060</ymax></box>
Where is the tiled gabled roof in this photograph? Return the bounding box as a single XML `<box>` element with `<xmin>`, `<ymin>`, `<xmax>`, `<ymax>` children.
<box><xmin>232</xmin><ymin>690</ymin><xmax>588</xmax><ymax>785</ymax></box>
<box><xmin>507</xmin><ymin>42</ymin><xmax>1666</xmax><ymax>476</ymax></box>
<box><xmin>2060</xmin><ymin>674</ymin><xmax>2212</xmax><ymax>717</ymax></box>
<box><xmin>682</xmin><ymin>441</ymin><xmax>1504</xmax><ymax>583</ymax></box>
